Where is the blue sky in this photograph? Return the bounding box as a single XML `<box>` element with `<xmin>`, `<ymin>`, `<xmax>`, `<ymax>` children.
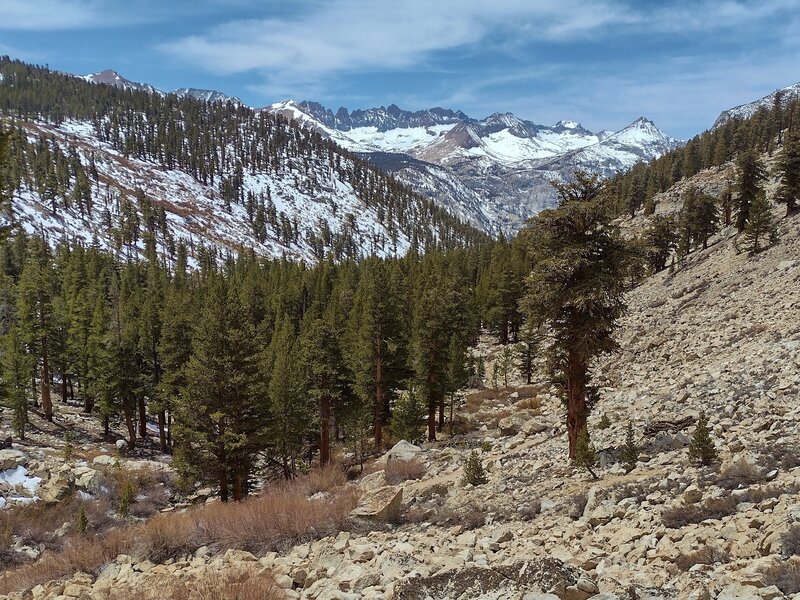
<box><xmin>2</xmin><ymin>0</ymin><xmax>799</xmax><ymax>138</ymax></box>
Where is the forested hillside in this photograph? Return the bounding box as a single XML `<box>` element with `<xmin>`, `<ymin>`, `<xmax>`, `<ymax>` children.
<box><xmin>0</xmin><ymin>58</ymin><xmax>486</xmax><ymax>263</ymax></box>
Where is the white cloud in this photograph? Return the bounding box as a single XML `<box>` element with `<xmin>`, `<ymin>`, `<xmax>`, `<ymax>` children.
<box><xmin>0</xmin><ymin>0</ymin><xmax>107</xmax><ymax>30</ymax></box>
<box><xmin>159</xmin><ymin>0</ymin><xmax>631</xmax><ymax>79</ymax></box>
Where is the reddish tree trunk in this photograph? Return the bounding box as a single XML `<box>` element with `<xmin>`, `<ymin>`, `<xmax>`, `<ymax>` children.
<box><xmin>61</xmin><ymin>373</ymin><xmax>68</xmax><ymax>403</ymax></box>
<box><xmin>373</xmin><ymin>329</ymin><xmax>384</xmax><ymax>449</ymax></box>
<box><xmin>566</xmin><ymin>355</ymin><xmax>588</xmax><ymax>459</ymax></box>
<box><xmin>123</xmin><ymin>405</ymin><xmax>136</xmax><ymax>450</ymax></box>
<box><xmin>157</xmin><ymin>410</ymin><xmax>168</xmax><ymax>454</ymax></box>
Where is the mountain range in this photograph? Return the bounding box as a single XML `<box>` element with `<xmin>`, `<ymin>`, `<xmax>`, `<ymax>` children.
<box><xmin>267</xmin><ymin>101</ymin><xmax>682</xmax><ymax>232</ymax></box>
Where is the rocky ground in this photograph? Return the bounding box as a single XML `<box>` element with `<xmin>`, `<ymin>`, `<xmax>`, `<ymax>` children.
<box><xmin>3</xmin><ymin>187</ymin><xmax>800</xmax><ymax>599</ymax></box>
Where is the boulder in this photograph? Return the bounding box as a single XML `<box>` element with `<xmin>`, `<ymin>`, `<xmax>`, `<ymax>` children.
<box><xmin>116</xmin><ymin>439</ymin><xmax>128</xmax><ymax>452</ymax></box>
<box><xmin>92</xmin><ymin>455</ymin><xmax>117</xmax><ymax>467</ymax></box>
<box><xmin>387</xmin><ymin>440</ymin><xmax>422</xmax><ymax>462</ymax></box>
<box><xmin>350</xmin><ymin>485</ymin><xmax>402</xmax><ymax>522</ymax></box>
<box><xmin>0</xmin><ymin>449</ymin><xmax>27</xmax><ymax>471</ymax></box>
<box><xmin>40</xmin><ymin>472</ymin><xmax>74</xmax><ymax>503</ymax></box>
<box><xmin>682</xmin><ymin>484</ymin><xmax>703</xmax><ymax>504</ymax></box>
<box><xmin>521</xmin><ymin>418</ymin><xmax>550</xmax><ymax>436</ymax></box>
<box><xmin>359</xmin><ymin>470</ymin><xmax>388</xmax><ymax>491</ymax></box>
<box><xmin>498</xmin><ymin>411</ymin><xmax>533</xmax><ymax>436</ymax></box>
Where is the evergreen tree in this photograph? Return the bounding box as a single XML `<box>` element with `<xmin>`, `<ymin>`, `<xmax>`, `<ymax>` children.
<box><xmin>516</xmin><ymin>321</ymin><xmax>541</xmax><ymax>385</ymax></box>
<box><xmin>461</xmin><ymin>450</ymin><xmax>488</xmax><ymax>486</ymax></box>
<box><xmin>775</xmin><ymin>133</ymin><xmax>800</xmax><ymax>216</ymax></box>
<box><xmin>17</xmin><ymin>238</ymin><xmax>56</xmax><ymax>421</ymax></box>
<box><xmin>390</xmin><ymin>388</ymin><xmax>426</xmax><ymax>444</ymax></box>
<box><xmin>643</xmin><ymin>214</ymin><xmax>677</xmax><ymax>272</ymax></box>
<box><xmin>521</xmin><ymin>172</ymin><xmax>638</xmax><ymax>458</ymax></box>
<box><xmin>619</xmin><ymin>421</ymin><xmax>639</xmax><ymax>473</ymax></box>
<box><xmin>735</xmin><ymin>151</ymin><xmax>767</xmax><ymax>233</ymax></box>
<box><xmin>445</xmin><ymin>334</ymin><xmax>469</xmax><ymax>430</ymax></box>
<box><xmin>267</xmin><ymin>315</ymin><xmax>313</xmax><ymax>479</ymax></box>
<box><xmin>2</xmin><ymin>325</ymin><xmax>31</xmax><ymax>439</ymax></box>
<box><xmin>743</xmin><ymin>191</ymin><xmax>776</xmax><ymax>254</ymax></box>
<box><xmin>174</xmin><ymin>278</ymin><xmax>265</xmax><ymax>500</ymax></box>
<box><xmin>688</xmin><ymin>411</ymin><xmax>718</xmax><ymax>466</ymax></box>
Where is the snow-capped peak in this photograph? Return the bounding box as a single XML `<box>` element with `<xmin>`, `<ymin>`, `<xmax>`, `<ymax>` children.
<box><xmin>556</xmin><ymin>119</ymin><xmax>581</xmax><ymax>129</ymax></box>
<box><xmin>81</xmin><ymin>69</ymin><xmax>161</xmax><ymax>95</ymax></box>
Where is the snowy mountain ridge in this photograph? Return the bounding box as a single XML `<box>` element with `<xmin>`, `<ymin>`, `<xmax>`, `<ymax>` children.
<box><xmin>713</xmin><ymin>81</ymin><xmax>800</xmax><ymax>129</ymax></box>
<box><xmin>266</xmin><ymin>100</ymin><xmax>681</xmax><ymax>232</ymax></box>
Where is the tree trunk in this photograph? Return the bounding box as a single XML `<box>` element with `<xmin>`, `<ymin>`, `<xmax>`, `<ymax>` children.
<box><xmin>61</xmin><ymin>373</ymin><xmax>68</xmax><ymax>403</ymax></box>
<box><xmin>138</xmin><ymin>395</ymin><xmax>147</xmax><ymax>438</ymax></box>
<box><xmin>566</xmin><ymin>355</ymin><xmax>588</xmax><ymax>460</ymax></box>
<box><xmin>219</xmin><ymin>466</ymin><xmax>229</xmax><ymax>502</ymax></box>
<box><xmin>157</xmin><ymin>410</ymin><xmax>168</xmax><ymax>454</ymax></box>
<box><xmin>167</xmin><ymin>412</ymin><xmax>172</xmax><ymax>447</ymax></box>
<box><xmin>123</xmin><ymin>405</ymin><xmax>136</xmax><ymax>449</ymax></box>
<box><xmin>104</xmin><ymin>415</ymin><xmax>110</xmax><ymax>440</ymax></box>
<box><xmin>41</xmin><ymin>341</ymin><xmax>52</xmax><ymax>421</ymax></box>
<box><xmin>320</xmin><ymin>394</ymin><xmax>331</xmax><ymax>466</ymax></box>
<box><xmin>31</xmin><ymin>372</ymin><xmax>39</xmax><ymax>408</ymax></box>
<box><xmin>437</xmin><ymin>396</ymin><xmax>444</xmax><ymax>431</ymax></box>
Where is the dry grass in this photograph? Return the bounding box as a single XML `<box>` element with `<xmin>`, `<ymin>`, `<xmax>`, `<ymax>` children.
<box><xmin>716</xmin><ymin>457</ymin><xmax>764</xmax><ymax>489</ymax></box>
<box><xmin>674</xmin><ymin>545</ymin><xmax>730</xmax><ymax>571</ymax></box>
<box><xmin>0</xmin><ymin>471</ymin><xmax>359</xmax><ymax>596</ymax></box>
<box><xmin>662</xmin><ymin>495</ymin><xmax>738</xmax><ymax>528</ymax></box>
<box><xmin>97</xmin><ymin>567</ymin><xmax>286</xmax><ymax>600</ymax></box>
<box><xmin>294</xmin><ymin>464</ymin><xmax>347</xmax><ymax>496</ymax></box>
<box><xmin>781</xmin><ymin>525</ymin><xmax>800</xmax><ymax>558</ymax></box>
<box><xmin>761</xmin><ymin>558</ymin><xmax>800</xmax><ymax>594</ymax></box>
<box><xmin>385</xmin><ymin>459</ymin><xmax>426</xmax><ymax>485</ymax></box>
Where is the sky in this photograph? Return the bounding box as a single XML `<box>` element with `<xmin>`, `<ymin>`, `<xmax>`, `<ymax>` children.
<box><xmin>1</xmin><ymin>0</ymin><xmax>799</xmax><ymax>138</ymax></box>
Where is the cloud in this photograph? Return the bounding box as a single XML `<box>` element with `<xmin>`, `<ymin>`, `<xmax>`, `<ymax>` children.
<box><xmin>159</xmin><ymin>0</ymin><xmax>632</xmax><ymax>81</ymax></box>
<box><xmin>0</xmin><ymin>0</ymin><xmax>108</xmax><ymax>30</ymax></box>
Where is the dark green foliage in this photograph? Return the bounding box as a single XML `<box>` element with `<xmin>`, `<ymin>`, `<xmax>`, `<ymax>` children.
<box><xmin>735</xmin><ymin>151</ymin><xmax>767</xmax><ymax>233</ymax></box>
<box><xmin>643</xmin><ymin>215</ymin><xmax>677</xmax><ymax>273</ymax></box>
<box><xmin>1</xmin><ymin>324</ymin><xmax>29</xmax><ymax>439</ymax></box>
<box><xmin>688</xmin><ymin>412</ymin><xmax>718</xmax><ymax>466</ymax></box>
<box><xmin>516</xmin><ymin>321</ymin><xmax>541</xmax><ymax>385</ymax></box>
<box><xmin>597</xmin><ymin>413</ymin><xmax>612</xmax><ymax>430</ymax></box>
<box><xmin>677</xmin><ymin>187</ymin><xmax>719</xmax><ymax>256</ymax></box>
<box><xmin>462</xmin><ymin>450</ymin><xmax>488</xmax><ymax>486</ymax></box>
<box><xmin>619</xmin><ymin>421</ymin><xmax>640</xmax><ymax>473</ymax></box>
<box><xmin>521</xmin><ymin>171</ymin><xmax>640</xmax><ymax>458</ymax></box>
<box><xmin>775</xmin><ymin>133</ymin><xmax>800</xmax><ymax>216</ymax></box>
<box><xmin>574</xmin><ymin>427</ymin><xmax>598</xmax><ymax>479</ymax></box>
<box><xmin>390</xmin><ymin>389</ymin><xmax>426</xmax><ymax>444</ymax></box>
<box><xmin>744</xmin><ymin>191</ymin><xmax>777</xmax><ymax>254</ymax></box>
<box><xmin>118</xmin><ymin>481</ymin><xmax>134</xmax><ymax>517</ymax></box>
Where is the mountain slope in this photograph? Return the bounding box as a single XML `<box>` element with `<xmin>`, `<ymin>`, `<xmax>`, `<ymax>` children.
<box><xmin>713</xmin><ymin>81</ymin><xmax>800</xmax><ymax>129</ymax></box>
<box><xmin>0</xmin><ymin>58</ymin><xmax>485</xmax><ymax>263</ymax></box>
<box><xmin>268</xmin><ymin>101</ymin><xmax>680</xmax><ymax>232</ymax></box>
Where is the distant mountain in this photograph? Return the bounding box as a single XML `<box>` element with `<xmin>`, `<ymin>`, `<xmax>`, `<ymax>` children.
<box><xmin>81</xmin><ymin>69</ymin><xmax>161</xmax><ymax>95</ymax></box>
<box><xmin>82</xmin><ymin>70</ymin><xmax>239</xmax><ymax>105</ymax></box>
<box><xmin>267</xmin><ymin>101</ymin><xmax>681</xmax><ymax>232</ymax></box>
<box><xmin>173</xmin><ymin>88</ymin><xmax>242</xmax><ymax>105</ymax></box>
<box><xmin>713</xmin><ymin>81</ymin><xmax>800</xmax><ymax>129</ymax></box>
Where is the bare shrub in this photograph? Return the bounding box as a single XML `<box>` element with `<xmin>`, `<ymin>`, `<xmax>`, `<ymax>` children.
<box><xmin>0</xmin><ymin>479</ymin><xmax>359</xmax><ymax>596</ymax></box>
<box><xmin>385</xmin><ymin>459</ymin><xmax>426</xmax><ymax>485</ymax></box>
<box><xmin>674</xmin><ymin>545</ymin><xmax>730</xmax><ymax>571</ymax></box>
<box><xmin>295</xmin><ymin>465</ymin><xmax>347</xmax><ymax>496</ymax></box>
<box><xmin>662</xmin><ymin>496</ymin><xmax>738</xmax><ymax>528</ymax></box>
<box><xmin>738</xmin><ymin>482</ymin><xmax>800</xmax><ymax>504</ymax></box>
<box><xmin>716</xmin><ymin>457</ymin><xmax>764</xmax><ymax>489</ymax></box>
<box><xmin>761</xmin><ymin>558</ymin><xmax>800</xmax><ymax>595</ymax></box>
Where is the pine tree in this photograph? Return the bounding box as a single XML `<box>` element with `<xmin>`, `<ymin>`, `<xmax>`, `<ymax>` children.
<box><xmin>521</xmin><ymin>172</ymin><xmax>638</xmax><ymax>459</ymax></box>
<box><xmin>688</xmin><ymin>411</ymin><xmax>718</xmax><ymax>466</ymax></box>
<box><xmin>574</xmin><ymin>427</ymin><xmax>598</xmax><ymax>479</ymax></box>
<box><xmin>2</xmin><ymin>324</ymin><xmax>31</xmax><ymax>439</ymax></box>
<box><xmin>497</xmin><ymin>345</ymin><xmax>514</xmax><ymax>387</ymax></box>
<box><xmin>390</xmin><ymin>388</ymin><xmax>426</xmax><ymax>444</ymax></box>
<box><xmin>643</xmin><ymin>215</ymin><xmax>677</xmax><ymax>273</ymax></box>
<box><xmin>775</xmin><ymin>133</ymin><xmax>800</xmax><ymax>216</ymax></box>
<box><xmin>267</xmin><ymin>315</ymin><xmax>313</xmax><ymax>480</ymax></box>
<box><xmin>516</xmin><ymin>321</ymin><xmax>541</xmax><ymax>385</ymax></box>
<box><xmin>744</xmin><ymin>191</ymin><xmax>776</xmax><ymax>254</ymax></box>
<box><xmin>735</xmin><ymin>151</ymin><xmax>767</xmax><ymax>233</ymax></box>
<box><xmin>17</xmin><ymin>238</ymin><xmax>57</xmax><ymax>421</ymax></box>
<box><xmin>462</xmin><ymin>450</ymin><xmax>488</xmax><ymax>486</ymax></box>
<box><xmin>174</xmin><ymin>278</ymin><xmax>265</xmax><ymax>500</ymax></box>
<box><xmin>445</xmin><ymin>334</ymin><xmax>469</xmax><ymax>431</ymax></box>
<box><xmin>619</xmin><ymin>421</ymin><xmax>639</xmax><ymax>473</ymax></box>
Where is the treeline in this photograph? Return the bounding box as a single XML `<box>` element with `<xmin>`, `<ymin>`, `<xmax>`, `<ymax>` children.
<box><xmin>0</xmin><ymin>228</ymin><xmax>532</xmax><ymax>500</ymax></box>
<box><xmin>608</xmin><ymin>94</ymin><xmax>800</xmax><ymax>218</ymax></box>
<box><xmin>0</xmin><ymin>57</ymin><xmax>487</xmax><ymax>259</ymax></box>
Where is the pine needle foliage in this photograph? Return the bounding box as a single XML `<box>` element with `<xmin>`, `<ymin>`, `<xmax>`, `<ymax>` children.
<box><xmin>688</xmin><ymin>412</ymin><xmax>718</xmax><ymax>466</ymax></box>
<box><xmin>574</xmin><ymin>427</ymin><xmax>599</xmax><ymax>480</ymax></box>
<box><xmin>462</xmin><ymin>450</ymin><xmax>488</xmax><ymax>486</ymax></box>
<box><xmin>619</xmin><ymin>421</ymin><xmax>640</xmax><ymax>473</ymax></box>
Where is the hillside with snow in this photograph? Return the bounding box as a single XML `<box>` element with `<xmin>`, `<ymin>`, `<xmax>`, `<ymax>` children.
<box><xmin>713</xmin><ymin>81</ymin><xmax>800</xmax><ymax>129</ymax></box>
<box><xmin>267</xmin><ymin>101</ymin><xmax>681</xmax><ymax>232</ymax></box>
